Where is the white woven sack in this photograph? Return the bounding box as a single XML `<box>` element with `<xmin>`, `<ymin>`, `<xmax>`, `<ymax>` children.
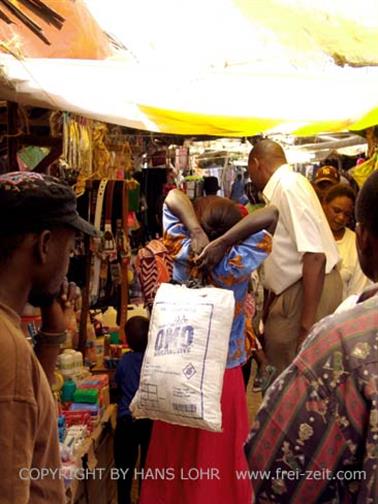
<box><xmin>130</xmin><ymin>283</ymin><xmax>235</xmax><ymax>431</ymax></box>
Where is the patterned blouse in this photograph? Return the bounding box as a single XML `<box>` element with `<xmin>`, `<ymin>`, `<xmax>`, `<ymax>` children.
<box><xmin>245</xmin><ymin>289</ymin><xmax>378</xmax><ymax>503</ymax></box>
<box><xmin>162</xmin><ymin>204</ymin><xmax>272</xmax><ymax>369</ymax></box>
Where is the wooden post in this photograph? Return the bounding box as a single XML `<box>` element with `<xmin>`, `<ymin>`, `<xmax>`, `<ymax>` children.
<box><xmin>14</xmin><ymin>134</ymin><xmax>63</xmax><ymax>174</ymax></box>
<box><xmin>78</xmin><ymin>233</ymin><xmax>92</xmax><ymax>356</ymax></box>
<box><xmin>78</xmin><ymin>181</ymin><xmax>94</xmax><ymax>357</ymax></box>
<box><xmin>34</xmin><ymin>142</ymin><xmax>62</xmax><ymax>173</ymax></box>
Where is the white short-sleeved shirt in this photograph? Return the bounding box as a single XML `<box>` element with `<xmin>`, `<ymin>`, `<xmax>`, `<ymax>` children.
<box><xmin>336</xmin><ymin>227</ymin><xmax>371</xmax><ymax>300</ymax></box>
<box><xmin>262</xmin><ymin>164</ymin><xmax>340</xmax><ymax>295</ymax></box>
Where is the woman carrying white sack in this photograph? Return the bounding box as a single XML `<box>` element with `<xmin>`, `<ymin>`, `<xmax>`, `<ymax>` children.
<box><xmin>140</xmin><ymin>189</ymin><xmax>278</xmax><ymax>504</ymax></box>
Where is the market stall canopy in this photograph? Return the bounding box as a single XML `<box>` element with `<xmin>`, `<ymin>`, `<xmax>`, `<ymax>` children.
<box><xmin>1</xmin><ymin>0</ymin><xmax>378</xmax><ymax>137</ymax></box>
<box><xmin>0</xmin><ymin>0</ymin><xmax>112</xmax><ymax>58</ymax></box>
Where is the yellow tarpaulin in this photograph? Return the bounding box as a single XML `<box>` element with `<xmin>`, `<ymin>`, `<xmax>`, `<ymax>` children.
<box><xmin>138</xmin><ymin>107</ymin><xmax>378</xmax><ymax>138</ymax></box>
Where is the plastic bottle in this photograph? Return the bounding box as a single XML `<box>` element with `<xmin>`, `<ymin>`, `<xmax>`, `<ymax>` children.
<box><xmin>102</xmin><ymin>307</ymin><xmax>118</xmax><ymax>328</ymax></box>
<box><xmin>74</xmin><ymin>351</ymin><xmax>83</xmax><ymax>371</ymax></box>
<box><xmin>103</xmin><ymin>334</ymin><xmax>111</xmax><ymax>357</ymax></box>
<box><xmin>61</xmin><ymin>304</ymin><xmax>78</xmax><ymax>349</ymax></box>
<box><xmin>60</xmin><ymin>350</ymin><xmax>75</xmax><ymax>378</ymax></box>
<box><xmin>95</xmin><ymin>338</ymin><xmax>105</xmax><ymax>367</ymax></box>
<box><xmin>61</xmin><ymin>379</ymin><xmax>77</xmax><ymax>402</ymax></box>
<box><xmin>82</xmin><ymin>316</ymin><xmax>97</xmax><ymax>368</ymax></box>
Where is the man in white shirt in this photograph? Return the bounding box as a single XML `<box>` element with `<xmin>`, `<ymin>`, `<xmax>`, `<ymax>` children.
<box><xmin>248</xmin><ymin>140</ymin><xmax>342</xmax><ymax>376</ymax></box>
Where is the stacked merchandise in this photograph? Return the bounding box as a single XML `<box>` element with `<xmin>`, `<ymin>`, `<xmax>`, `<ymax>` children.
<box><xmin>56</xmin><ymin>367</ymin><xmax>111</xmax><ymax>484</ymax></box>
<box><xmin>183</xmin><ymin>175</ymin><xmax>204</xmax><ymax>199</ymax></box>
<box><xmin>22</xmin><ymin>299</ymin><xmax>116</xmax><ymax>486</ymax></box>
<box><xmin>90</xmin><ymin>305</ymin><xmax>148</xmax><ymax>370</ymax></box>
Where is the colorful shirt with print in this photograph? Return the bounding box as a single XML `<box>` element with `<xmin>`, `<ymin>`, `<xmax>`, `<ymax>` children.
<box><xmin>245</xmin><ymin>288</ymin><xmax>378</xmax><ymax>503</ymax></box>
<box><xmin>162</xmin><ymin>204</ymin><xmax>272</xmax><ymax>369</ymax></box>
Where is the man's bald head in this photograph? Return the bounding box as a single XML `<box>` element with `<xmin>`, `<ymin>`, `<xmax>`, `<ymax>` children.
<box><xmin>248</xmin><ymin>140</ymin><xmax>287</xmax><ymax>190</ymax></box>
<box><xmin>249</xmin><ymin>139</ymin><xmax>286</xmax><ymax>165</ymax></box>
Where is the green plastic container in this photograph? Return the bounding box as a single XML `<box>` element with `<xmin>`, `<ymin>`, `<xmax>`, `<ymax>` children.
<box><xmin>73</xmin><ymin>388</ymin><xmax>99</xmax><ymax>404</ymax></box>
<box><xmin>61</xmin><ymin>379</ymin><xmax>76</xmax><ymax>402</ymax></box>
<box><xmin>110</xmin><ymin>331</ymin><xmax>120</xmax><ymax>344</ymax></box>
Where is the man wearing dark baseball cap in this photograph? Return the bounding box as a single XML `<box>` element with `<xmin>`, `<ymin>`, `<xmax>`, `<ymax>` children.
<box><xmin>0</xmin><ymin>171</ymin><xmax>98</xmax><ymax>236</ymax></box>
<box><xmin>313</xmin><ymin>165</ymin><xmax>340</xmax><ymax>191</ymax></box>
<box><xmin>0</xmin><ymin>172</ymin><xmax>97</xmax><ymax>503</ymax></box>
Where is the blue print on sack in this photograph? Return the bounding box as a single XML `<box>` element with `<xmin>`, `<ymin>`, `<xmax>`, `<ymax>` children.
<box><xmin>183</xmin><ymin>363</ymin><xmax>196</xmax><ymax>380</ymax></box>
<box><xmin>154</xmin><ymin>319</ymin><xmax>194</xmax><ymax>356</ymax></box>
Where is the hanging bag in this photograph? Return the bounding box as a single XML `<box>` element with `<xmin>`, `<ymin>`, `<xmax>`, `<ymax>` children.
<box><xmin>135</xmin><ymin>239</ymin><xmax>173</xmax><ymax>310</ymax></box>
<box><xmin>130</xmin><ymin>283</ymin><xmax>235</xmax><ymax>432</ymax></box>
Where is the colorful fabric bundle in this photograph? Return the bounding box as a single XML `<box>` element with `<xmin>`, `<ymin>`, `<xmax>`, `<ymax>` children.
<box><xmin>136</xmin><ymin>239</ymin><xmax>173</xmax><ymax>309</ymax></box>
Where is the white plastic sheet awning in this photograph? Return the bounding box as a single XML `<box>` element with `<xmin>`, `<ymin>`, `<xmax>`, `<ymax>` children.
<box><xmin>0</xmin><ymin>0</ymin><xmax>378</xmax><ymax>136</ymax></box>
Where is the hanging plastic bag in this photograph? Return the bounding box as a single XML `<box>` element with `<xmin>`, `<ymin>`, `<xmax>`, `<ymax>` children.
<box><xmin>130</xmin><ymin>283</ymin><xmax>235</xmax><ymax>432</ymax></box>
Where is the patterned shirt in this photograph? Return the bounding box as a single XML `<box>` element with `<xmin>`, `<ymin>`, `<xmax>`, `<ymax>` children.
<box><xmin>245</xmin><ymin>288</ymin><xmax>378</xmax><ymax>503</ymax></box>
<box><xmin>162</xmin><ymin>204</ymin><xmax>272</xmax><ymax>369</ymax></box>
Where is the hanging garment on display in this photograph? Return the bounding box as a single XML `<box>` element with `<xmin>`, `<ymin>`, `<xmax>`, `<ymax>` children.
<box><xmin>103</xmin><ymin>181</ymin><xmax>117</xmax><ymax>262</ymax></box>
<box><xmin>118</xmin><ymin>181</ymin><xmax>130</xmax><ymax>343</ymax></box>
<box><xmin>98</xmin><ymin>180</ymin><xmax>116</xmax><ymax>302</ymax></box>
<box><xmin>89</xmin><ymin>178</ymin><xmax>107</xmax><ymax>304</ymax></box>
<box><xmin>125</xmin><ymin>178</ymin><xmax>140</xmax><ymax>212</ymax></box>
<box><xmin>63</xmin><ymin>114</ymin><xmax>94</xmax><ymax>197</ymax></box>
<box><xmin>136</xmin><ymin>239</ymin><xmax>173</xmax><ymax>311</ymax></box>
<box><xmin>175</xmin><ymin>147</ymin><xmax>189</xmax><ymax>171</ymax></box>
<box><xmin>85</xmin><ymin>178</ymin><xmax>131</xmax><ymax>337</ymax></box>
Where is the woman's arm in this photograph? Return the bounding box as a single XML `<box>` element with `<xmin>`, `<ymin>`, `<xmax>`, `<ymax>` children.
<box><xmin>164</xmin><ymin>189</ymin><xmax>209</xmax><ymax>254</ymax></box>
<box><xmin>195</xmin><ymin>206</ymin><xmax>278</xmax><ymax>269</ymax></box>
<box><xmin>219</xmin><ymin>206</ymin><xmax>278</xmax><ymax>246</ymax></box>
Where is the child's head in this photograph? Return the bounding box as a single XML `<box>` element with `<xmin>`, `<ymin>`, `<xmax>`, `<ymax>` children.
<box><xmin>193</xmin><ymin>195</ymin><xmax>242</xmax><ymax>241</ymax></box>
<box><xmin>125</xmin><ymin>316</ymin><xmax>149</xmax><ymax>352</ymax></box>
<box><xmin>203</xmin><ymin>176</ymin><xmax>220</xmax><ymax>196</ymax></box>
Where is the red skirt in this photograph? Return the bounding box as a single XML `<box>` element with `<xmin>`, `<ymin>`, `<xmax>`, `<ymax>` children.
<box><xmin>139</xmin><ymin>366</ymin><xmax>253</xmax><ymax>504</ymax></box>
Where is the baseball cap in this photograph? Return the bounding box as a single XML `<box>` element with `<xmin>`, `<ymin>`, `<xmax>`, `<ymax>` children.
<box><xmin>314</xmin><ymin>165</ymin><xmax>340</xmax><ymax>185</ymax></box>
<box><xmin>0</xmin><ymin>172</ymin><xmax>98</xmax><ymax>236</ymax></box>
